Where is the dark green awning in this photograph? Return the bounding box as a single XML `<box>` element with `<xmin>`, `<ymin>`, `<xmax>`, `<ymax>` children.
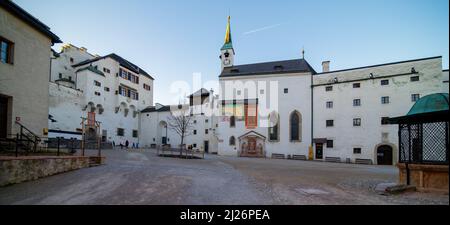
<box><xmin>389</xmin><ymin>93</ymin><xmax>449</xmax><ymax>124</ymax></box>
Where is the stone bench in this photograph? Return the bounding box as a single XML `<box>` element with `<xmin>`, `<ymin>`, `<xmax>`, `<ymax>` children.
<box><xmin>292</xmin><ymin>155</ymin><xmax>307</xmax><ymax>160</ymax></box>
<box><xmin>271</xmin><ymin>153</ymin><xmax>285</xmax><ymax>159</ymax></box>
<box><xmin>325</xmin><ymin>157</ymin><xmax>341</xmax><ymax>163</ymax></box>
<box><xmin>355</xmin><ymin>158</ymin><xmax>373</xmax><ymax>165</ymax></box>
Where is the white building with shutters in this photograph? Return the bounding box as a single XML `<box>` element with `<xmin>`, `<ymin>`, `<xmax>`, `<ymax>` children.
<box><xmin>312</xmin><ymin>56</ymin><xmax>446</xmax><ymax>165</ymax></box>
<box><xmin>48</xmin><ymin>44</ymin><xmax>154</xmax><ymax>146</ymax></box>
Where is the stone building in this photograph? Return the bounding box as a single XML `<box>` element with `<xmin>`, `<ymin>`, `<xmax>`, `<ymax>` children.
<box><xmin>214</xmin><ymin>17</ymin><xmax>448</xmax><ymax>164</ymax></box>
<box><xmin>312</xmin><ymin>56</ymin><xmax>446</xmax><ymax>164</ymax></box>
<box><xmin>140</xmin><ymin>88</ymin><xmax>219</xmax><ymax>153</ymax></box>
<box><xmin>0</xmin><ymin>0</ymin><xmax>61</xmax><ymax>140</ymax></box>
<box><xmin>48</xmin><ymin>45</ymin><xmax>154</xmax><ymax>146</ymax></box>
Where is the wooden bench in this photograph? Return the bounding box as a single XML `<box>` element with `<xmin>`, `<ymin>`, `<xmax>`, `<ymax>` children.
<box><xmin>355</xmin><ymin>158</ymin><xmax>373</xmax><ymax>165</ymax></box>
<box><xmin>292</xmin><ymin>155</ymin><xmax>307</xmax><ymax>160</ymax></box>
<box><xmin>271</xmin><ymin>153</ymin><xmax>285</xmax><ymax>159</ymax></box>
<box><xmin>325</xmin><ymin>157</ymin><xmax>341</xmax><ymax>163</ymax></box>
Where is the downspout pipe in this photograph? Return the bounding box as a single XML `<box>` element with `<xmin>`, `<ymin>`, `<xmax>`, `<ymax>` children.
<box><xmin>310</xmin><ymin>72</ymin><xmax>314</xmax><ymax>150</ymax></box>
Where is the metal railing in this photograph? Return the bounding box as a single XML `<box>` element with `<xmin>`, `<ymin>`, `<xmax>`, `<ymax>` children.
<box><xmin>399</xmin><ymin>121</ymin><xmax>449</xmax><ymax>165</ymax></box>
<box><xmin>1</xmin><ymin>124</ymin><xmax>111</xmax><ymax>158</ymax></box>
<box><xmin>16</xmin><ymin>121</ymin><xmax>41</xmax><ymax>152</ymax></box>
<box><xmin>156</xmin><ymin>145</ymin><xmax>205</xmax><ymax>159</ymax></box>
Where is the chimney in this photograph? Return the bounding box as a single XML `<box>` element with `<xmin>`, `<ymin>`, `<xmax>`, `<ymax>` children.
<box><xmin>322</xmin><ymin>61</ymin><xmax>330</xmax><ymax>73</ymax></box>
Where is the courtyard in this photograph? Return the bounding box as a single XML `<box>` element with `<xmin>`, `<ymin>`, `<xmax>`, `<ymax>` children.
<box><xmin>0</xmin><ymin>149</ymin><xmax>447</xmax><ymax>205</ymax></box>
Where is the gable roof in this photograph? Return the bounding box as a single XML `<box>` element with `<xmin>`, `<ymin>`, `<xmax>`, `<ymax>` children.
<box><xmin>238</xmin><ymin>130</ymin><xmax>266</xmax><ymax>140</ymax></box>
<box><xmin>189</xmin><ymin>88</ymin><xmax>210</xmax><ymax>97</ymax></box>
<box><xmin>72</xmin><ymin>53</ymin><xmax>154</xmax><ymax>80</ymax></box>
<box><xmin>220</xmin><ymin>59</ymin><xmax>316</xmax><ymax>77</ymax></box>
<box><xmin>141</xmin><ymin>105</ymin><xmax>171</xmax><ymax>113</ymax></box>
<box><xmin>0</xmin><ymin>0</ymin><xmax>61</xmax><ymax>44</ymax></box>
<box><xmin>76</xmin><ymin>65</ymin><xmax>105</xmax><ymax>77</ymax></box>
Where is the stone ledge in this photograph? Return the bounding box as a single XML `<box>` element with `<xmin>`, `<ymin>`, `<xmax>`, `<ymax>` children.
<box><xmin>0</xmin><ymin>155</ymin><xmax>88</xmax><ymax>161</ymax></box>
<box><xmin>0</xmin><ymin>156</ymin><xmax>98</xmax><ymax>186</ymax></box>
<box><xmin>397</xmin><ymin>163</ymin><xmax>449</xmax><ymax>193</ymax></box>
<box><xmin>397</xmin><ymin>163</ymin><xmax>449</xmax><ymax>172</ymax></box>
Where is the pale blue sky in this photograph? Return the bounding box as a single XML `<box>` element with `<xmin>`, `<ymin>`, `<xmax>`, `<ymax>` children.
<box><xmin>15</xmin><ymin>0</ymin><xmax>449</xmax><ymax>104</ymax></box>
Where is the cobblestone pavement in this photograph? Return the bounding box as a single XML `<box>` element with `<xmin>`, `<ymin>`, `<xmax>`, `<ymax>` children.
<box><xmin>0</xmin><ymin>149</ymin><xmax>448</xmax><ymax>205</ymax></box>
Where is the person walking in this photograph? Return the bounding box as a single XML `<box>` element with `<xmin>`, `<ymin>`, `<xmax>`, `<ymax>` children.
<box><xmin>125</xmin><ymin>140</ymin><xmax>129</xmax><ymax>149</ymax></box>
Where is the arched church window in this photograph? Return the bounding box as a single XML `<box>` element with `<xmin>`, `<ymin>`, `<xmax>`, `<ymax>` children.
<box><xmin>268</xmin><ymin>111</ymin><xmax>279</xmax><ymax>141</ymax></box>
<box><xmin>230</xmin><ymin>116</ymin><xmax>236</xmax><ymax>127</ymax></box>
<box><xmin>229</xmin><ymin>136</ymin><xmax>235</xmax><ymax>146</ymax></box>
<box><xmin>290</xmin><ymin>111</ymin><xmax>302</xmax><ymax>142</ymax></box>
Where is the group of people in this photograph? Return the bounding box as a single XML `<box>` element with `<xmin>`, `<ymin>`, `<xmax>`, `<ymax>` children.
<box><xmin>112</xmin><ymin>140</ymin><xmax>139</xmax><ymax>150</ymax></box>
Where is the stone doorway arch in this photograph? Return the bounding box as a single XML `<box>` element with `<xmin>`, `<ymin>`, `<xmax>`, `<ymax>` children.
<box><xmin>376</xmin><ymin>145</ymin><xmax>394</xmax><ymax>165</ymax></box>
<box><xmin>374</xmin><ymin>143</ymin><xmax>397</xmax><ymax>165</ymax></box>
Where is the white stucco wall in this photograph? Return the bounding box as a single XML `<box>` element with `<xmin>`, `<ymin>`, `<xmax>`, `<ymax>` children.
<box><xmin>442</xmin><ymin>70</ymin><xmax>449</xmax><ymax>93</ymax></box>
<box><xmin>139</xmin><ymin>95</ymin><xmax>219</xmax><ymax>153</ymax></box>
<box><xmin>50</xmin><ymin>44</ymin><xmax>95</xmax><ymax>85</ymax></box>
<box><xmin>0</xmin><ymin>7</ymin><xmax>53</xmax><ymax>137</ymax></box>
<box><xmin>217</xmin><ymin>72</ymin><xmax>313</xmax><ymax>157</ymax></box>
<box><xmin>312</xmin><ymin>57</ymin><xmax>446</xmax><ymax>164</ymax></box>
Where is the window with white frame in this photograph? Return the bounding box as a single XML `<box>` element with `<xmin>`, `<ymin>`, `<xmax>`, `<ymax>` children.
<box><xmin>381</xmin><ymin>79</ymin><xmax>389</xmax><ymax>86</ymax></box>
<box><xmin>411</xmin><ymin>94</ymin><xmax>420</xmax><ymax>102</ymax></box>
<box><xmin>353</xmin><ymin>118</ymin><xmax>361</xmax><ymax>127</ymax></box>
<box><xmin>326</xmin><ymin>101</ymin><xmax>333</xmax><ymax>109</ymax></box>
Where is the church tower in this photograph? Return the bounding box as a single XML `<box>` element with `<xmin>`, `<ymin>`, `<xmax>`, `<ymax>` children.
<box><xmin>220</xmin><ymin>16</ymin><xmax>235</xmax><ymax>70</ymax></box>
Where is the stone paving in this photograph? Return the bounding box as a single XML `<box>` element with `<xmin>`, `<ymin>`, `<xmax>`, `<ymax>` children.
<box><xmin>0</xmin><ymin>149</ymin><xmax>447</xmax><ymax>205</ymax></box>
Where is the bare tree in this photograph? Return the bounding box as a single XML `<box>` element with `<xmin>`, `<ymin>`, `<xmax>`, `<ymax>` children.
<box><xmin>167</xmin><ymin>104</ymin><xmax>194</xmax><ymax>156</ymax></box>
